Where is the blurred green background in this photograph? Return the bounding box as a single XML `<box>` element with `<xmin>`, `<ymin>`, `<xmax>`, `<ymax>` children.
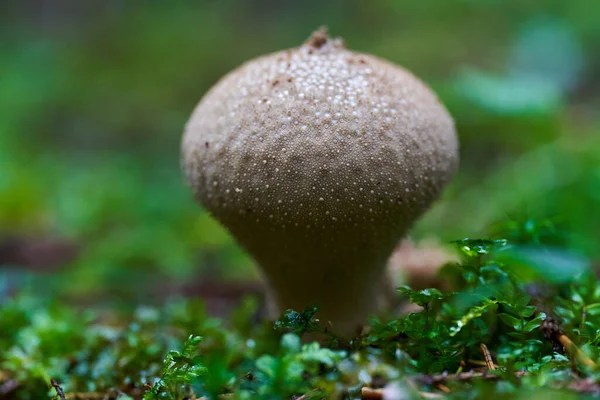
<box><xmin>1</xmin><ymin>0</ymin><xmax>599</xmax><ymax>303</ymax></box>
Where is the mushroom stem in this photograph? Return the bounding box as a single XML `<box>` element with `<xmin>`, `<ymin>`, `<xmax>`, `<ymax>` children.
<box><xmin>229</xmin><ymin>221</ymin><xmax>400</xmax><ymax>335</ymax></box>
<box><xmin>267</xmin><ymin>261</ymin><xmax>389</xmax><ymax>335</ymax></box>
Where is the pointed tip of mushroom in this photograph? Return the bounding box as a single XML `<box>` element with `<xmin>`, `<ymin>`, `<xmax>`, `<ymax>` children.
<box><xmin>304</xmin><ymin>26</ymin><xmax>346</xmax><ymax>50</ymax></box>
<box><xmin>306</xmin><ymin>26</ymin><xmax>329</xmax><ymax>48</ymax></box>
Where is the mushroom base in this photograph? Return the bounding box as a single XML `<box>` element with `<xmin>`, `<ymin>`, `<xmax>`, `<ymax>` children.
<box><xmin>262</xmin><ymin>261</ymin><xmax>392</xmax><ymax>337</ymax></box>
<box><xmin>226</xmin><ymin>220</ymin><xmax>403</xmax><ymax>337</ymax></box>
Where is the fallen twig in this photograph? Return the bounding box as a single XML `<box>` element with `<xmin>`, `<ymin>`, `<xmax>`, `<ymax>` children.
<box><xmin>0</xmin><ymin>379</ymin><xmax>19</xmax><ymax>397</ymax></box>
<box><xmin>413</xmin><ymin>370</ymin><xmax>527</xmax><ymax>385</ymax></box>
<box><xmin>435</xmin><ymin>383</ymin><xmax>451</xmax><ymax>393</ymax></box>
<box><xmin>559</xmin><ymin>333</ymin><xmax>597</xmax><ymax>369</ymax></box>
<box><xmin>63</xmin><ymin>389</ymin><xmax>127</xmax><ymax>400</ymax></box>
<box><xmin>65</xmin><ymin>393</ymin><xmax>111</xmax><ymax>400</ymax></box>
<box><xmin>480</xmin><ymin>343</ymin><xmax>496</xmax><ymax>370</ymax></box>
<box><xmin>294</xmin><ymin>389</ymin><xmax>323</xmax><ymax>400</ymax></box>
<box><xmin>467</xmin><ymin>359</ymin><xmax>487</xmax><ymax>367</ymax></box>
<box><xmin>51</xmin><ymin>379</ymin><xmax>66</xmax><ymax>400</ymax></box>
<box><xmin>361</xmin><ymin>387</ymin><xmax>383</xmax><ymax>399</ymax></box>
<box><xmin>541</xmin><ymin>318</ymin><xmax>597</xmax><ymax>369</ymax></box>
<box><xmin>566</xmin><ymin>378</ymin><xmax>600</xmax><ymax>394</ymax></box>
<box><xmin>362</xmin><ymin>385</ymin><xmax>446</xmax><ymax>399</ymax></box>
<box><xmin>419</xmin><ymin>392</ymin><xmax>444</xmax><ymax>399</ymax></box>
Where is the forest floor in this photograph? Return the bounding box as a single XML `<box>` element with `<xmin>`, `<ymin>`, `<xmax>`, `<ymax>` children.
<box><xmin>2</xmin><ymin>224</ymin><xmax>600</xmax><ymax>399</ymax></box>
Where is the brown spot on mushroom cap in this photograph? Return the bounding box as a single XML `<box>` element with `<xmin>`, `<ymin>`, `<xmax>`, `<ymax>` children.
<box><xmin>182</xmin><ymin>28</ymin><xmax>459</xmax><ymax>335</ymax></box>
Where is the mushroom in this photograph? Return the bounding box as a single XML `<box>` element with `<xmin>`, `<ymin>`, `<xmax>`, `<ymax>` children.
<box><xmin>182</xmin><ymin>28</ymin><xmax>459</xmax><ymax>336</ymax></box>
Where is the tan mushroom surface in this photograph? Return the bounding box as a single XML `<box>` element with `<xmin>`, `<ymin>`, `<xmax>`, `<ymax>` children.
<box><xmin>182</xmin><ymin>28</ymin><xmax>459</xmax><ymax>336</ymax></box>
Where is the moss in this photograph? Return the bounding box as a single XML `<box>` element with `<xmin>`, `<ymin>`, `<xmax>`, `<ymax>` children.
<box><xmin>2</xmin><ymin>222</ymin><xmax>599</xmax><ymax>398</ymax></box>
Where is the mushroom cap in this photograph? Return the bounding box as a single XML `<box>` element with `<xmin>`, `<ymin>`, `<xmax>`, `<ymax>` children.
<box><xmin>182</xmin><ymin>29</ymin><xmax>458</xmax><ymax>334</ymax></box>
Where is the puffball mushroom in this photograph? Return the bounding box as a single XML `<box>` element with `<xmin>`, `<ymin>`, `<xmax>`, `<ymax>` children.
<box><xmin>182</xmin><ymin>28</ymin><xmax>459</xmax><ymax>336</ymax></box>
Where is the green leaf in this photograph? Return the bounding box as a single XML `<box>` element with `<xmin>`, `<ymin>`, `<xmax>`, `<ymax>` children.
<box><xmin>515</xmin><ymin>294</ymin><xmax>532</xmax><ymax>309</ymax></box>
<box><xmin>520</xmin><ymin>306</ymin><xmax>537</xmax><ymax>318</ymax></box>
<box><xmin>586</xmin><ymin>303</ymin><xmax>600</xmax><ymax>316</ymax></box>
<box><xmin>255</xmin><ymin>355</ymin><xmax>278</xmax><ymax>378</ymax></box>
<box><xmin>524</xmin><ymin>313</ymin><xmax>546</xmax><ymax>332</ymax></box>
<box><xmin>498</xmin><ymin>313</ymin><xmax>522</xmax><ymax>331</ymax></box>
<box><xmin>298</xmin><ymin>342</ymin><xmax>345</xmax><ymax>367</ymax></box>
<box><xmin>452</xmin><ymin>238</ymin><xmax>508</xmax><ymax>258</ymax></box>
<box><xmin>398</xmin><ymin>286</ymin><xmax>445</xmax><ymax>307</ymax></box>
<box><xmin>280</xmin><ymin>333</ymin><xmax>301</xmax><ymax>354</ymax></box>
<box><xmin>499</xmin><ymin>246</ymin><xmax>590</xmax><ymax>283</ymax></box>
<box><xmin>450</xmin><ymin>298</ymin><xmax>498</xmax><ymax>337</ymax></box>
<box><xmin>274</xmin><ymin>306</ymin><xmax>320</xmax><ymax>335</ymax></box>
